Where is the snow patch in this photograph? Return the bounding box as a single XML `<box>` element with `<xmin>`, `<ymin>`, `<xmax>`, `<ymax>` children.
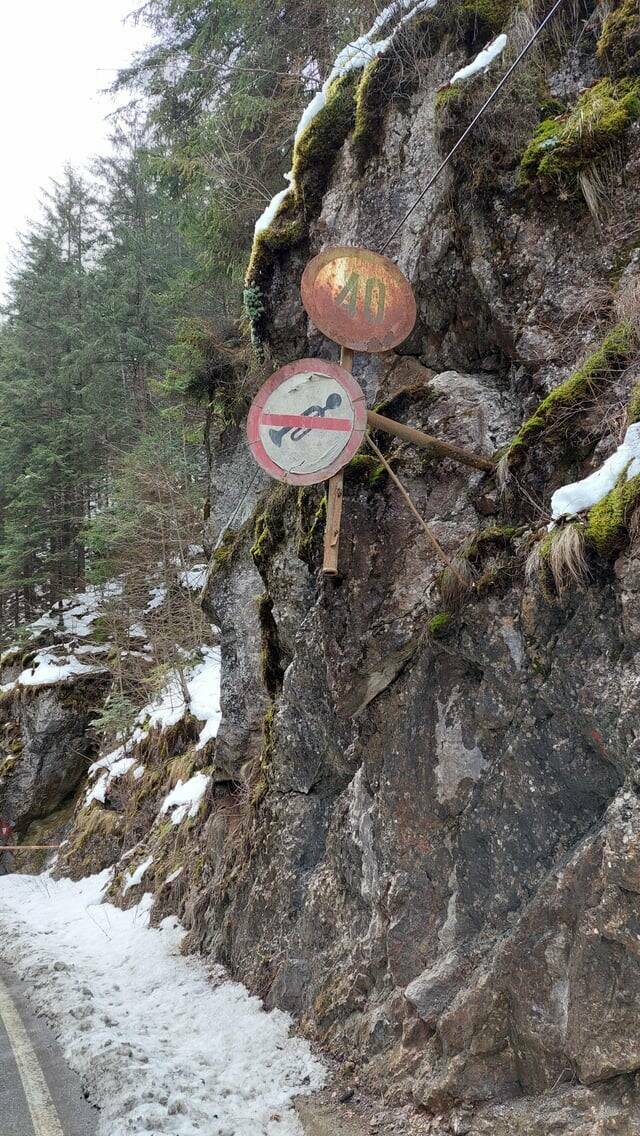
<box><xmin>161</xmin><ymin>772</ymin><xmax>210</xmax><ymax>825</ymax></box>
<box><xmin>450</xmin><ymin>33</ymin><xmax>508</xmax><ymax>84</ymax></box>
<box><xmin>253</xmin><ymin>0</ymin><xmax>437</xmax><ymax>238</ymax></box>
<box><xmin>122</xmin><ymin>855</ymin><xmax>154</xmax><ymax>895</ymax></box>
<box><xmin>145</xmin><ymin>585</ymin><xmax>167</xmax><ymax>612</ymax></box>
<box><xmin>178</xmin><ymin>564</ymin><xmax>208</xmax><ymax>591</ymax></box>
<box><xmin>551</xmin><ymin>423</ymin><xmax>640</xmax><ymax>520</ymax></box>
<box><xmin>17</xmin><ymin>650</ymin><xmax>107</xmax><ymax>688</ymax></box>
<box><xmin>0</xmin><ymin>872</ymin><xmax>324</xmax><ymax>1135</ymax></box>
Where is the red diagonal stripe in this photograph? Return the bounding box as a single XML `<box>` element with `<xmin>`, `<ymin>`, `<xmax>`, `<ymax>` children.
<box><xmin>261</xmin><ymin>413</ymin><xmax>352</xmax><ymax>431</ymax></box>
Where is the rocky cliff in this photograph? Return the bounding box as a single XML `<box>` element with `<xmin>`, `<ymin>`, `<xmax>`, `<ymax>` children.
<box><xmin>200</xmin><ymin>1</ymin><xmax>640</xmax><ymax>1132</ymax></box>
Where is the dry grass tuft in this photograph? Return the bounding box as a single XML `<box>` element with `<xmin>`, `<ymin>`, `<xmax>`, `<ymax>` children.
<box><xmin>496</xmin><ymin>453</ymin><xmax>511</xmax><ymax>495</ymax></box>
<box><xmin>524</xmin><ymin>538</ymin><xmax>544</xmax><ymax>588</ymax></box>
<box><xmin>547</xmin><ymin>524</ymin><xmax>590</xmax><ymax>596</ymax></box>
<box><xmin>578</xmin><ymin>164</ymin><xmax>611</xmax><ymax>229</ymax></box>
<box><xmin>438</xmin><ymin>555</ymin><xmax>477</xmax><ymax>608</ymax></box>
<box><xmin>616</xmin><ymin>274</ymin><xmax>640</xmax><ymax>337</ymax></box>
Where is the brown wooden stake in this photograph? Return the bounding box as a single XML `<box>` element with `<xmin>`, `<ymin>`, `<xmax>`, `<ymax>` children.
<box><xmin>367</xmin><ymin>410</ymin><xmax>494</xmax><ymax>472</ymax></box>
<box><xmin>0</xmin><ymin>846</ymin><xmax>60</xmax><ymax>851</ymax></box>
<box><xmin>366</xmin><ymin>435</ymin><xmax>470</xmax><ymax>589</ymax></box>
<box><xmin>322</xmin><ymin>347</ymin><xmax>353</xmax><ymax>576</ymax></box>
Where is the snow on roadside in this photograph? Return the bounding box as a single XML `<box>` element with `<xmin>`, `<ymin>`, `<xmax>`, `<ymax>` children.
<box><xmin>0</xmin><ymin>872</ymin><xmax>324</xmax><ymax>1136</ymax></box>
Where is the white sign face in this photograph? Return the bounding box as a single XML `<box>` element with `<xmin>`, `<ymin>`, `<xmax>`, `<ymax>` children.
<box><xmin>260</xmin><ymin>371</ymin><xmax>354</xmax><ymax>475</ymax></box>
<box><xmin>247</xmin><ymin>359</ymin><xmax>367</xmax><ymax>486</ymax></box>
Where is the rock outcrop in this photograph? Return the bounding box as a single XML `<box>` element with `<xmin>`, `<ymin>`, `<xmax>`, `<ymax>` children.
<box><xmin>193</xmin><ymin>2</ymin><xmax>640</xmax><ymax>1131</ymax></box>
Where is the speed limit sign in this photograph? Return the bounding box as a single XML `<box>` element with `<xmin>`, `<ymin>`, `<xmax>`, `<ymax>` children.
<box><xmin>301</xmin><ymin>246</ymin><xmax>416</xmax><ymax>353</ymax></box>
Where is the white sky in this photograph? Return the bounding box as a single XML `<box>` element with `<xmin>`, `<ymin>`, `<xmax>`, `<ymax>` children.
<box><xmin>0</xmin><ymin>0</ymin><xmax>151</xmax><ymax>297</ymax></box>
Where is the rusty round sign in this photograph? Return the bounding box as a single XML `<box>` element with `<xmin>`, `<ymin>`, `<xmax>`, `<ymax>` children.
<box><xmin>247</xmin><ymin>358</ymin><xmax>366</xmax><ymax>486</ymax></box>
<box><xmin>301</xmin><ymin>246</ymin><xmax>416</xmax><ymax>353</ymax></box>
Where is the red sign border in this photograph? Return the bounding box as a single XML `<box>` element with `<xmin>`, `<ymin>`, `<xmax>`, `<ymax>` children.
<box><xmin>300</xmin><ymin>245</ymin><xmax>417</xmax><ymax>353</ymax></box>
<box><xmin>247</xmin><ymin>358</ymin><xmax>367</xmax><ymax>486</ymax></box>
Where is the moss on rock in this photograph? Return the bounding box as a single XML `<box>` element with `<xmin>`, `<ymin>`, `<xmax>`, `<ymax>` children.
<box><xmin>627</xmin><ymin>382</ymin><xmax>640</xmax><ymax>424</ymax></box>
<box><xmin>292</xmin><ymin>71</ymin><xmax>359</xmax><ymax>218</ymax></box>
<box><xmin>429</xmin><ymin>612</ymin><xmax>452</xmax><ymax>637</ymax></box>
<box><xmin>345</xmin><ymin>453</ymin><xmax>389</xmax><ymax>489</ymax></box>
<box><xmin>586</xmin><ymin>471</ymin><xmax>640</xmax><ymax>555</ymax></box>
<box><xmin>503</xmin><ymin>322</ymin><xmax>639</xmax><ymax>462</ymax></box>
<box><xmin>597</xmin><ymin>0</ymin><xmax>640</xmax><ymax>79</ymax></box>
<box><xmin>353</xmin><ymin>54</ymin><xmax>405</xmax><ymax>172</ymax></box>
<box><xmin>520</xmin><ymin>78</ymin><xmax>640</xmax><ymax>190</ymax></box>
<box><xmin>251</xmin><ymin>485</ymin><xmax>294</xmax><ymax>574</ymax></box>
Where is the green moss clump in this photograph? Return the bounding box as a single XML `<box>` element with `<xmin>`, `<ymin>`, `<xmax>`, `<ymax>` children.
<box><xmin>345</xmin><ymin>453</ymin><xmax>388</xmax><ymax>489</ymax></box>
<box><xmin>244</xmin><ymin>71</ymin><xmax>359</xmax><ymax>352</ymax></box>
<box><xmin>597</xmin><ymin>0</ymin><xmax>640</xmax><ymax>79</ymax></box>
<box><xmin>251</xmin><ymin>485</ymin><xmax>294</xmax><ymax>573</ymax></box>
<box><xmin>520</xmin><ymin>78</ymin><xmax>640</xmax><ymax>190</ymax></box>
<box><xmin>244</xmin><ymin>193</ymin><xmax>306</xmax><ymax>293</ymax></box>
<box><xmin>429</xmin><ymin>612</ymin><xmax>452</xmax><ymax>637</ymax></box>
<box><xmin>504</xmin><ymin>322</ymin><xmax>639</xmax><ymax>461</ymax></box>
<box><xmin>586</xmin><ymin>471</ymin><xmax>640</xmax><ymax>555</ymax></box>
<box><xmin>209</xmin><ymin>524</ymin><xmax>246</xmax><ymax>578</ymax></box>
<box><xmin>628</xmin><ymin>383</ymin><xmax>640</xmax><ymax>424</ymax></box>
<box><xmin>435</xmin><ymin>84</ymin><xmax>468</xmax><ymax>113</ymax></box>
<box><xmin>292</xmin><ymin>71</ymin><xmax>358</xmax><ymax>218</ymax></box>
<box><xmin>353</xmin><ymin>54</ymin><xmax>402</xmax><ymax>171</ymax></box>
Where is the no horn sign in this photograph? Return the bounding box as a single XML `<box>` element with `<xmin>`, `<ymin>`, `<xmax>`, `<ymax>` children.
<box><xmin>247</xmin><ymin>358</ymin><xmax>366</xmax><ymax>485</ymax></box>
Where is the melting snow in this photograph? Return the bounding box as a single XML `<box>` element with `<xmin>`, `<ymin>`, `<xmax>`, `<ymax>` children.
<box><xmin>16</xmin><ymin>651</ymin><xmax>107</xmax><ymax>689</ymax></box>
<box><xmin>145</xmin><ymin>586</ymin><xmax>167</xmax><ymax>612</ymax></box>
<box><xmin>84</xmin><ymin>647</ymin><xmax>222</xmax><ymax>804</ymax></box>
<box><xmin>551</xmin><ymin>423</ymin><xmax>640</xmax><ymax>520</ymax></box>
<box><xmin>161</xmin><ymin>772</ymin><xmax>210</xmax><ymax>825</ymax></box>
<box><xmin>122</xmin><ymin>855</ymin><xmax>154</xmax><ymax>895</ymax></box>
<box><xmin>178</xmin><ymin>564</ymin><xmax>208</xmax><ymax>591</ymax></box>
<box><xmin>0</xmin><ymin>872</ymin><xmax>324</xmax><ymax>1135</ymax></box>
<box><xmin>253</xmin><ymin>0</ymin><xmax>437</xmax><ymax>237</ymax></box>
<box><xmin>449</xmin><ymin>33</ymin><xmax>508</xmax><ymax>84</ymax></box>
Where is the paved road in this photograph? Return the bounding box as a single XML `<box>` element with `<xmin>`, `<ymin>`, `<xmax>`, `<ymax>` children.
<box><xmin>0</xmin><ymin>963</ymin><xmax>97</xmax><ymax>1136</ymax></box>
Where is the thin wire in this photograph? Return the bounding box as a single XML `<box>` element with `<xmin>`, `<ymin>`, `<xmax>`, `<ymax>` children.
<box><xmin>366</xmin><ymin>434</ymin><xmax>469</xmax><ymax>587</ymax></box>
<box><xmin>380</xmin><ymin>0</ymin><xmax>568</xmax><ymax>253</ymax></box>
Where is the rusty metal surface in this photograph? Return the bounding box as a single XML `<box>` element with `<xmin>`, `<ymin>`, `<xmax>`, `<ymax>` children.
<box><xmin>301</xmin><ymin>246</ymin><xmax>416</xmax><ymax>352</ymax></box>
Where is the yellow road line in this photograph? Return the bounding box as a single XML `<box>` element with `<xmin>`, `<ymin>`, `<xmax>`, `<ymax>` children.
<box><xmin>0</xmin><ymin>975</ymin><xmax>64</xmax><ymax>1136</ymax></box>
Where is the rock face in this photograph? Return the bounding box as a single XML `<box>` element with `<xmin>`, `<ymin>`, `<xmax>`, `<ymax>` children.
<box><xmin>197</xmin><ymin>2</ymin><xmax>640</xmax><ymax>1129</ymax></box>
<box><xmin>0</xmin><ymin>674</ymin><xmax>109</xmax><ymax>833</ymax></box>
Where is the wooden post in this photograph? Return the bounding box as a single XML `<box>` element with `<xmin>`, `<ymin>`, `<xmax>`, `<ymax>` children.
<box><xmin>322</xmin><ymin>347</ymin><xmax>353</xmax><ymax>576</ymax></box>
<box><xmin>366</xmin><ymin>410</ymin><xmax>494</xmax><ymax>472</ymax></box>
<box><xmin>0</xmin><ymin>845</ymin><xmax>60</xmax><ymax>851</ymax></box>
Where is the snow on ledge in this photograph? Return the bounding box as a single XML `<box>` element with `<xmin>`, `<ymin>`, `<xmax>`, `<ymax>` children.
<box><xmin>161</xmin><ymin>772</ymin><xmax>210</xmax><ymax>825</ymax></box>
<box><xmin>551</xmin><ymin>423</ymin><xmax>640</xmax><ymax>520</ymax></box>
<box><xmin>122</xmin><ymin>855</ymin><xmax>154</xmax><ymax>894</ymax></box>
<box><xmin>252</xmin><ymin>0</ymin><xmax>438</xmax><ymax>239</ymax></box>
<box><xmin>0</xmin><ymin>872</ymin><xmax>324</xmax><ymax>1135</ymax></box>
<box><xmin>449</xmin><ymin>33</ymin><xmax>508</xmax><ymax>85</ymax></box>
